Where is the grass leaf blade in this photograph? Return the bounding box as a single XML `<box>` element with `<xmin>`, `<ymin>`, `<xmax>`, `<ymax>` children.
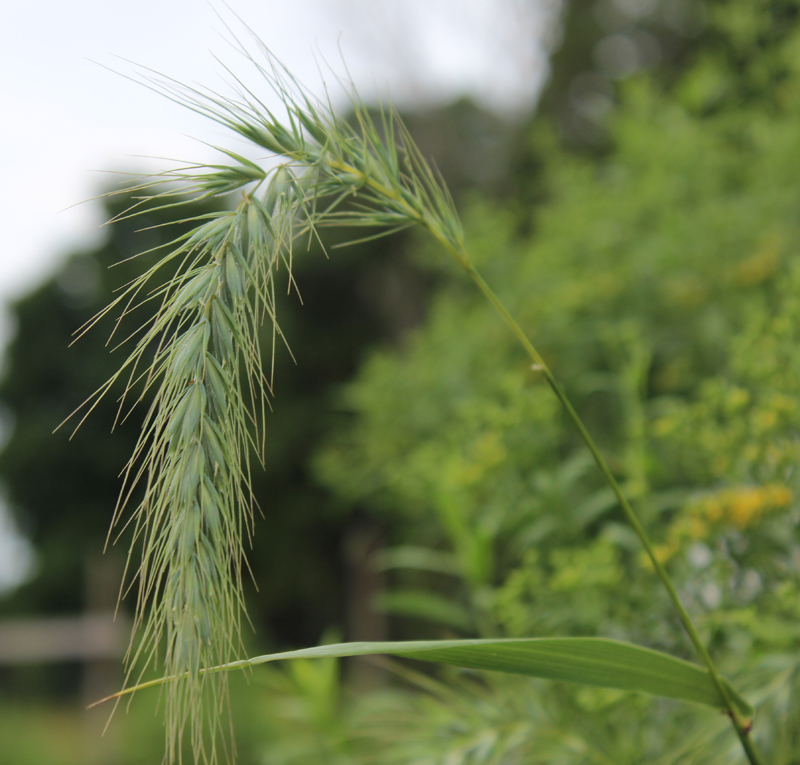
<box><xmin>235</xmin><ymin>638</ymin><xmax>753</xmax><ymax>719</ymax></box>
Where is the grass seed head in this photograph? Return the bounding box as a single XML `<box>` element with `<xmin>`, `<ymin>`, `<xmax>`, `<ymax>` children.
<box><xmin>75</xmin><ymin>29</ymin><xmax>466</xmax><ymax>765</ymax></box>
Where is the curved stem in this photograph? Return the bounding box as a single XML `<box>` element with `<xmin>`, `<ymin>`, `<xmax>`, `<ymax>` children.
<box><xmin>454</xmin><ymin>257</ymin><xmax>764</xmax><ymax>765</ymax></box>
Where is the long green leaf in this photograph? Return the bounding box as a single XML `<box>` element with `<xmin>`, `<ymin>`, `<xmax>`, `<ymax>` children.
<box><xmin>228</xmin><ymin>638</ymin><xmax>753</xmax><ymax>719</ymax></box>
<box><xmin>95</xmin><ymin>637</ymin><xmax>753</xmax><ymax>722</ymax></box>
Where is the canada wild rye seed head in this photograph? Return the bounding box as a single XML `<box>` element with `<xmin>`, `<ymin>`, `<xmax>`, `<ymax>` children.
<box><xmin>68</xmin><ymin>21</ymin><xmax>468</xmax><ymax>765</ymax></box>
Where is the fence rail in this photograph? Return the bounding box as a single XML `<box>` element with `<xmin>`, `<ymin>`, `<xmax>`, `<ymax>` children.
<box><xmin>0</xmin><ymin>612</ymin><xmax>128</xmax><ymax>664</ymax></box>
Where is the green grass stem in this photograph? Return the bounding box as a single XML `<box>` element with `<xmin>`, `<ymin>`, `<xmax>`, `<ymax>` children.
<box><xmin>458</xmin><ymin>262</ymin><xmax>765</xmax><ymax>765</ymax></box>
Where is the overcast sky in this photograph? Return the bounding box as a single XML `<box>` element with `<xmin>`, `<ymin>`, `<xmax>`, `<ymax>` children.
<box><xmin>0</xmin><ymin>0</ymin><xmax>557</xmax><ymax>590</ymax></box>
<box><xmin>2</xmin><ymin>0</ymin><xmax>555</xmax><ymax>299</ymax></box>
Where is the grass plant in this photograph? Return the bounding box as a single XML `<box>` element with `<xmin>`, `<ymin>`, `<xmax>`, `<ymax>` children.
<box><xmin>76</xmin><ymin>24</ymin><xmax>768</xmax><ymax>765</ymax></box>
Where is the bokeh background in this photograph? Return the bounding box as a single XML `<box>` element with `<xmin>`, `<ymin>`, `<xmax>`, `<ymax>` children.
<box><xmin>3</xmin><ymin>0</ymin><xmax>800</xmax><ymax>763</ymax></box>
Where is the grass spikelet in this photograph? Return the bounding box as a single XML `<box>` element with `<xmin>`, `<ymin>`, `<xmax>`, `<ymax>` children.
<box><xmin>74</xmin><ymin>38</ymin><xmax>470</xmax><ymax>760</ymax></box>
<box><xmin>108</xmin><ymin>198</ymin><xmax>273</xmax><ymax>763</ymax></box>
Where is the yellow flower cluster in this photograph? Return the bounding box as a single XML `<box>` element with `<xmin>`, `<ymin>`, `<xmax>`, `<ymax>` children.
<box><xmin>652</xmin><ymin>483</ymin><xmax>792</xmax><ymax>563</ymax></box>
<box><xmin>734</xmin><ymin>232</ymin><xmax>782</xmax><ymax>286</ymax></box>
<box><xmin>445</xmin><ymin>430</ymin><xmax>507</xmax><ymax>487</ymax></box>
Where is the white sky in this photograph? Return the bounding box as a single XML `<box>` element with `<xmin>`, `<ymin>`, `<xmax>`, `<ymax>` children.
<box><xmin>0</xmin><ymin>0</ymin><xmax>556</xmax><ymax>591</ymax></box>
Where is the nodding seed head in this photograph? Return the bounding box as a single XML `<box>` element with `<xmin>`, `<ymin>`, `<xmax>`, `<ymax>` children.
<box><xmin>84</xmin><ymin>41</ymin><xmax>466</xmax><ymax>765</ymax></box>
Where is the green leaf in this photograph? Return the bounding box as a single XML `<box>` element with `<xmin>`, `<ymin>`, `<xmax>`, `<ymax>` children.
<box><xmin>232</xmin><ymin>638</ymin><xmax>753</xmax><ymax>719</ymax></box>
<box><xmin>375</xmin><ymin>590</ymin><xmax>473</xmax><ymax>631</ymax></box>
<box><xmin>375</xmin><ymin>545</ymin><xmax>461</xmax><ymax>576</ymax></box>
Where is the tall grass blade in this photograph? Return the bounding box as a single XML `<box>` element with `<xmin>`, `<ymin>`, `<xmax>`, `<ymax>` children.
<box><xmin>93</xmin><ymin>637</ymin><xmax>754</xmax><ymax>720</ymax></box>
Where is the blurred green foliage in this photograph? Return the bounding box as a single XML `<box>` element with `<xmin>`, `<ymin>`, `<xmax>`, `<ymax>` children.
<box><xmin>296</xmin><ymin>0</ymin><xmax>800</xmax><ymax>761</ymax></box>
